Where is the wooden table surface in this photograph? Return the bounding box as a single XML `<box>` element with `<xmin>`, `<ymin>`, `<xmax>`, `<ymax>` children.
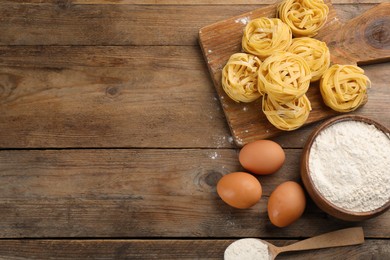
<box><xmin>0</xmin><ymin>0</ymin><xmax>389</xmax><ymax>259</ymax></box>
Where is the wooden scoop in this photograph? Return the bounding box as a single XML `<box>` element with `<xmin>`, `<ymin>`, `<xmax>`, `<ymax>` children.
<box><xmin>225</xmin><ymin>227</ymin><xmax>364</xmax><ymax>259</ymax></box>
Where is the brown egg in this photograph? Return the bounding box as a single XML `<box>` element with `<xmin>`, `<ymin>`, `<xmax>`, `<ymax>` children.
<box><xmin>217</xmin><ymin>172</ymin><xmax>262</xmax><ymax>209</ymax></box>
<box><xmin>239</xmin><ymin>140</ymin><xmax>285</xmax><ymax>175</ymax></box>
<box><xmin>268</xmin><ymin>181</ymin><xmax>306</xmax><ymax>227</ymax></box>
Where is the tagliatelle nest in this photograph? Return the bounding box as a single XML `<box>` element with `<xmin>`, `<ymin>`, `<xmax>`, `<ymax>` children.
<box><xmin>288</xmin><ymin>37</ymin><xmax>330</xmax><ymax>82</ymax></box>
<box><xmin>221</xmin><ymin>53</ymin><xmax>262</xmax><ymax>103</ymax></box>
<box><xmin>278</xmin><ymin>0</ymin><xmax>329</xmax><ymax>37</ymax></box>
<box><xmin>262</xmin><ymin>93</ymin><xmax>312</xmax><ymax>131</ymax></box>
<box><xmin>258</xmin><ymin>51</ymin><xmax>312</xmax><ymax>103</ymax></box>
<box><xmin>242</xmin><ymin>17</ymin><xmax>292</xmax><ymax>60</ymax></box>
<box><xmin>320</xmin><ymin>64</ymin><xmax>371</xmax><ymax>112</ymax></box>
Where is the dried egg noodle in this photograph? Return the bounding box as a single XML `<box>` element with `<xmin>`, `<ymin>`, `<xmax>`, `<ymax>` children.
<box><xmin>288</xmin><ymin>37</ymin><xmax>330</xmax><ymax>82</ymax></box>
<box><xmin>242</xmin><ymin>18</ymin><xmax>292</xmax><ymax>59</ymax></box>
<box><xmin>320</xmin><ymin>64</ymin><xmax>371</xmax><ymax>112</ymax></box>
<box><xmin>278</xmin><ymin>0</ymin><xmax>329</xmax><ymax>37</ymax></box>
<box><xmin>262</xmin><ymin>94</ymin><xmax>312</xmax><ymax>131</ymax></box>
<box><xmin>258</xmin><ymin>51</ymin><xmax>311</xmax><ymax>103</ymax></box>
<box><xmin>222</xmin><ymin>53</ymin><xmax>262</xmax><ymax>103</ymax></box>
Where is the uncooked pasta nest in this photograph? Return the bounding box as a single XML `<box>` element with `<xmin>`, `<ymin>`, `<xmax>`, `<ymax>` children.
<box><xmin>242</xmin><ymin>17</ymin><xmax>292</xmax><ymax>59</ymax></box>
<box><xmin>218</xmin><ymin>3</ymin><xmax>370</xmax><ymax>131</ymax></box>
<box><xmin>288</xmin><ymin>37</ymin><xmax>330</xmax><ymax>82</ymax></box>
<box><xmin>262</xmin><ymin>94</ymin><xmax>312</xmax><ymax>131</ymax></box>
<box><xmin>278</xmin><ymin>0</ymin><xmax>329</xmax><ymax>37</ymax></box>
<box><xmin>320</xmin><ymin>64</ymin><xmax>371</xmax><ymax>112</ymax></box>
<box><xmin>258</xmin><ymin>51</ymin><xmax>312</xmax><ymax>103</ymax></box>
<box><xmin>221</xmin><ymin>53</ymin><xmax>262</xmax><ymax>103</ymax></box>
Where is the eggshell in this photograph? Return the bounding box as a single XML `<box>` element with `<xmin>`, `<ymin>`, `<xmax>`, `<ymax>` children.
<box><xmin>268</xmin><ymin>181</ymin><xmax>306</xmax><ymax>227</ymax></box>
<box><xmin>239</xmin><ymin>140</ymin><xmax>285</xmax><ymax>175</ymax></box>
<box><xmin>217</xmin><ymin>172</ymin><xmax>262</xmax><ymax>209</ymax></box>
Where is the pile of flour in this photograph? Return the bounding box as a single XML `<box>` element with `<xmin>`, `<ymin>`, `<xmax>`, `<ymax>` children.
<box><xmin>309</xmin><ymin>120</ymin><xmax>390</xmax><ymax>212</ymax></box>
<box><xmin>224</xmin><ymin>238</ymin><xmax>270</xmax><ymax>260</ymax></box>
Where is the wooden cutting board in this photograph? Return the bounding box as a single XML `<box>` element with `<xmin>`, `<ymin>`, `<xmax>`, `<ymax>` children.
<box><xmin>199</xmin><ymin>1</ymin><xmax>390</xmax><ymax>147</ymax></box>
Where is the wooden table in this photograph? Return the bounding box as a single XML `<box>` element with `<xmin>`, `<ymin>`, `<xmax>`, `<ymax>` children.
<box><xmin>0</xmin><ymin>0</ymin><xmax>388</xmax><ymax>259</ymax></box>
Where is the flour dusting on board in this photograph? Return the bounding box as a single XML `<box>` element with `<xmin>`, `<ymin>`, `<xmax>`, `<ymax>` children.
<box><xmin>235</xmin><ymin>17</ymin><xmax>250</xmax><ymax>25</ymax></box>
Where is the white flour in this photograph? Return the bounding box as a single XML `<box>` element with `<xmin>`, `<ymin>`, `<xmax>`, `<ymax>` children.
<box><xmin>309</xmin><ymin>121</ymin><xmax>390</xmax><ymax>212</ymax></box>
<box><xmin>224</xmin><ymin>238</ymin><xmax>270</xmax><ymax>260</ymax></box>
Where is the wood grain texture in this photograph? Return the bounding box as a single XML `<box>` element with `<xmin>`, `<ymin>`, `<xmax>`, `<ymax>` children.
<box><xmin>200</xmin><ymin>1</ymin><xmax>389</xmax><ymax>146</ymax></box>
<box><xmin>1</xmin><ymin>0</ymin><xmax>385</xmax><ymax>4</ymax></box>
<box><xmin>0</xmin><ymin>0</ymin><xmax>388</xmax><ymax>258</ymax></box>
<box><xmin>319</xmin><ymin>2</ymin><xmax>390</xmax><ymax>65</ymax></box>
<box><xmin>0</xmin><ymin>149</ymin><xmax>388</xmax><ymax>238</ymax></box>
<box><xmin>0</xmin><ymin>3</ymin><xmax>261</xmax><ymax>46</ymax></box>
<box><xmin>0</xmin><ymin>46</ymin><xmax>230</xmax><ymax>148</ymax></box>
<box><xmin>0</xmin><ymin>46</ymin><xmax>388</xmax><ymax>148</ymax></box>
<box><xmin>0</xmin><ymin>3</ymin><xmax>377</xmax><ymax>46</ymax></box>
<box><xmin>0</xmin><ymin>239</ymin><xmax>388</xmax><ymax>259</ymax></box>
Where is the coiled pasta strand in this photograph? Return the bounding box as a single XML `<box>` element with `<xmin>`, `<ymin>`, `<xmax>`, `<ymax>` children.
<box><xmin>242</xmin><ymin>17</ymin><xmax>292</xmax><ymax>59</ymax></box>
<box><xmin>262</xmin><ymin>94</ymin><xmax>312</xmax><ymax>131</ymax></box>
<box><xmin>222</xmin><ymin>53</ymin><xmax>262</xmax><ymax>103</ymax></box>
<box><xmin>288</xmin><ymin>37</ymin><xmax>330</xmax><ymax>82</ymax></box>
<box><xmin>278</xmin><ymin>0</ymin><xmax>329</xmax><ymax>37</ymax></box>
<box><xmin>320</xmin><ymin>64</ymin><xmax>371</xmax><ymax>112</ymax></box>
<box><xmin>258</xmin><ymin>51</ymin><xmax>312</xmax><ymax>103</ymax></box>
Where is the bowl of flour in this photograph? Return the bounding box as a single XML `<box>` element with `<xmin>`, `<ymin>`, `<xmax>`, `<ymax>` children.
<box><xmin>301</xmin><ymin>115</ymin><xmax>390</xmax><ymax>221</ymax></box>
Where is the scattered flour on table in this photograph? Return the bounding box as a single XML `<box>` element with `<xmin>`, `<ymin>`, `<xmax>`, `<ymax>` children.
<box><xmin>224</xmin><ymin>238</ymin><xmax>270</xmax><ymax>260</ymax></box>
<box><xmin>309</xmin><ymin>121</ymin><xmax>390</xmax><ymax>212</ymax></box>
<box><xmin>210</xmin><ymin>151</ymin><xmax>219</xmax><ymax>160</ymax></box>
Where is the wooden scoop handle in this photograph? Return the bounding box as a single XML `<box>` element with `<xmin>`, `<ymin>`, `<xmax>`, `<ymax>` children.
<box><xmin>278</xmin><ymin>227</ymin><xmax>364</xmax><ymax>253</ymax></box>
<box><xmin>320</xmin><ymin>3</ymin><xmax>390</xmax><ymax>65</ymax></box>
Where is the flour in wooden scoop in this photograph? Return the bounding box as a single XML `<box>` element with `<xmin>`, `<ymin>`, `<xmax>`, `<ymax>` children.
<box><xmin>309</xmin><ymin>120</ymin><xmax>390</xmax><ymax>212</ymax></box>
<box><xmin>224</xmin><ymin>238</ymin><xmax>270</xmax><ymax>260</ymax></box>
